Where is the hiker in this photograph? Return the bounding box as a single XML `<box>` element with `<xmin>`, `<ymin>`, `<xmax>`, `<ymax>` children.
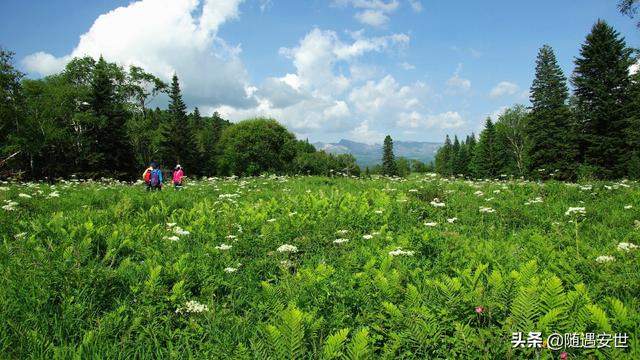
<box><xmin>147</xmin><ymin>162</ymin><xmax>163</xmax><ymax>191</ymax></box>
<box><xmin>142</xmin><ymin>165</ymin><xmax>153</xmax><ymax>188</ymax></box>
<box><xmin>173</xmin><ymin>164</ymin><xmax>184</xmax><ymax>189</ymax></box>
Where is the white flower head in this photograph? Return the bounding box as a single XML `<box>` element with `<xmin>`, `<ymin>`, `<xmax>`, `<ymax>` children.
<box><xmin>596</xmin><ymin>255</ymin><xmax>615</xmax><ymax>263</ymax></box>
<box><xmin>362</xmin><ymin>234</ymin><xmax>373</xmax><ymax>240</ymax></box>
<box><xmin>389</xmin><ymin>248</ymin><xmax>415</xmax><ymax>257</ymax></box>
<box><xmin>624</xmin><ymin>205</ymin><xmax>633</xmax><ymax>210</ymax></box>
<box><xmin>164</xmin><ymin>235</ymin><xmax>180</xmax><ymax>242</ymax></box>
<box><xmin>479</xmin><ymin>206</ymin><xmax>495</xmax><ymax>213</ymax></box>
<box><xmin>447</xmin><ymin>217</ymin><xmax>458</xmax><ymax>223</ymax></box>
<box><xmin>334</xmin><ymin>238</ymin><xmax>349</xmax><ymax>244</ymax></box>
<box><xmin>617</xmin><ymin>242</ymin><xmax>638</xmax><ymax>252</ymax></box>
<box><xmin>224</xmin><ymin>267</ymin><xmax>238</xmax><ymax>273</ymax></box>
<box><xmin>565</xmin><ymin>207</ymin><xmax>586</xmax><ymax>216</ymax></box>
<box><xmin>277</xmin><ymin>244</ymin><xmax>298</xmax><ymax>253</ymax></box>
<box><xmin>18</xmin><ymin>193</ymin><xmax>31</xmax><ymax>199</ymax></box>
<box><xmin>176</xmin><ymin>300</ymin><xmax>209</xmax><ymax>314</ymax></box>
<box><xmin>424</xmin><ymin>222</ymin><xmax>438</xmax><ymax>227</ymax></box>
<box><xmin>215</xmin><ymin>244</ymin><xmax>232</xmax><ymax>251</ymax></box>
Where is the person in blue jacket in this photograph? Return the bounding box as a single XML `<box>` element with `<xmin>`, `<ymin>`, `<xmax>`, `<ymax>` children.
<box><xmin>147</xmin><ymin>162</ymin><xmax>163</xmax><ymax>191</ymax></box>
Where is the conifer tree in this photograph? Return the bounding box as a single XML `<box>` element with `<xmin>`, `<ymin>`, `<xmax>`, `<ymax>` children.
<box><xmin>381</xmin><ymin>135</ymin><xmax>398</xmax><ymax>176</ymax></box>
<box><xmin>435</xmin><ymin>135</ymin><xmax>452</xmax><ymax>176</ymax></box>
<box><xmin>471</xmin><ymin>118</ymin><xmax>499</xmax><ymax>178</ymax></box>
<box><xmin>625</xmin><ymin>69</ymin><xmax>640</xmax><ymax>178</ymax></box>
<box><xmin>90</xmin><ymin>56</ymin><xmax>134</xmax><ymax>177</ymax></box>
<box><xmin>160</xmin><ymin>74</ymin><xmax>196</xmax><ymax>171</ymax></box>
<box><xmin>572</xmin><ymin>20</ymin><xmax>633</xmax><ymax>179</ymax></box>
<box><xmin>527</xmin><ymin>45</ymin><xmax>576</xmax><ymax>180</ymax></box>
<box><xmin>449</xmin><ymin>136</ymin><xmax>462</xmax><ymax>176</ymax></box>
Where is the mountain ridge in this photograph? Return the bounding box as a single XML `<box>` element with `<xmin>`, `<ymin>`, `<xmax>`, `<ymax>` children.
<box><xmin>313</xmin><ymin>139</ymin><xmax>442</xmax><ymax>167</ymax></box>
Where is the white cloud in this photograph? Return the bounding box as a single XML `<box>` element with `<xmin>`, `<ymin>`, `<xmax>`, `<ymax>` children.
<box><xmin>397</xmin><ymin>111</ymin><xmax>465</xmax><ymax>129</ymax></box>
<box><xmin>22</xmin><ymin>52</ymin><xmax>69</xmax><ymax>75</ymax></box>
<box><xmin>408</xmin><ymin>0</ymin><xmax>423</xmax><ymax>12</ymax></box>
<box><xmin>22</xmin><ymin>0</ymin><xmax>254</xmax><ymax>108</ymax></box>
<box><xmin>355</xmin><ymin>10</ymin><xmax>389</xmax><ymax>27</ymax></box>
<box><xmin>489</xmin><ymin>81</ymin><xmax>519</xmax><ymax>98</ymax></box>
<box><xmin>350</xmin><ymin>120</ymin><xmax>385</xmax><ymax>143</ymax></box>
<box><xmin>399</xmin><ymin>62</ymin><xmax>415</xmax><ymax>70</ymax></box>
<box><xmin>446</xmin><ymin>64</ymin><xmax>471</xmax><ymax>93</ymax></box>
<box><xmin>630</xmin><ymin>60</ymin><xmax>639</xmax><ymax>75</ymax></box>
<box><xmin>333</xmin><ymin>0</ymin><xmax>401</xmax><ymax>27</ymax></box>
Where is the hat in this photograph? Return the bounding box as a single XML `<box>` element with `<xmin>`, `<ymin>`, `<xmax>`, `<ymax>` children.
<box><xmin>176</xmin><ymin>164</ymin><xmax>182</xmax><ymax>169</ymax></box>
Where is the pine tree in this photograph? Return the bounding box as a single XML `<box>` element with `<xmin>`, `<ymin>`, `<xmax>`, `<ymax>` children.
<box><xmin>160</xmin><ymin>74</ymin><xmax>196</xmax><ymax>171</ymax></box>
<box><xmin>624</xmin><ymin>70</ymin><xmax>640</xmax><ymax>178</ymax></box>
<box><xmin>90</xmin><ymin>56</ymin><xmax>134</xmax><ymax>178</ymax></box>
<box><xmin>381</xmin><ymin>135</ymin><xmax>398</xmax><ymax>176</ymax></box>
<box><xmin>435</xmin><ymin>135</ymin><xmax>452</xmax><ymax>176</ymax></box>
<box><xmin>449</xmin><ymin>136</ymin><xmax>462</xmax><ymax>176</ymax></box>
<box><xmin>471</xmin><ymin>118</ymin><xmax>500</xmax><ymax>178</ymax></box>
<box><xmin>572</xmin><ymin>20</ymin><xmax>633</xmax><ymax>179</ymax></box>
<box><xmin>526</xmin><ymin>45</ymin><xmax>577</xmax><ymax>180</ymax></box>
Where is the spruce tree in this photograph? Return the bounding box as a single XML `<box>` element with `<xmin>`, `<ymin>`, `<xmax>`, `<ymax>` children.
<box><xmin>471</xmin><ymin>118</ymin><xmax>499</xmax><ymax>178</ymax></box>
<box><xmin>527</xmin><ymin>45</ymin><xmax>576</xmax><ymax>180</ymax></box>
<box><xmin>624</xmin><ymin>69</ymin><xmax>640</xmax><ymax>178</ymax></box>
<box><xmin>381</xmin><ymin>135</ymin><xmax>398</xmax><ymax>176</ymax></box>
<box><xmin>572</xmin><ymin>20</ymin><xmax>633</xmax><ymax>179</ymax></box>
<box><xmin>90</xmin><ymin>56</ymin><xmax>134</xmax><ymax>178</ymax></box>
<box><xmin>435</xmin><ymin>135</ymin><xmax>452</xmax><ymax>176</ymax></box>
<box><xmin>450</xmin><ymin>136</ymin><xmax>461</xmax><ymax>176</ymax></box>
<box><xmin>160</xmin><ymin>74</ymin><xmax>196</xmax><ymax>171</ymax></box>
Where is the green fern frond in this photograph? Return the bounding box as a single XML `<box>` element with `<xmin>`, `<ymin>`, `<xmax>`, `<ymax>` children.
<box><xmin>347</xmin><ymin>327</ymin><xmax>372</xmax><ymax>360</ymax></box>
<box><xmin>586</xmin><ymin>304</ymin><xmax>612</xmax><ymax>333</ymax></box>
<box><xmin>321</xmin><ymin>328</ymin><xmax>349</xmax><ymax>360</ymax></box>
<box><xmin>607</xmin><ymin>297</ymin><xmax>628</xmax><ymax>326</ymax></box>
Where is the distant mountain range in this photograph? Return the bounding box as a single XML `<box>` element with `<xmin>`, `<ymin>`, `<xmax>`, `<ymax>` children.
<box><xmin>312</xmin><ymin>139</ymin><xmax>442</xmax><ymax>167</ymax></box>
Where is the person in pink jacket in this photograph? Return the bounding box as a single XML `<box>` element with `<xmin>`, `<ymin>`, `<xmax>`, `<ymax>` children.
<box><xmin>172</xmin><ymin>165</ymin><xmax>185</xmax><ymax>189</ymax></box>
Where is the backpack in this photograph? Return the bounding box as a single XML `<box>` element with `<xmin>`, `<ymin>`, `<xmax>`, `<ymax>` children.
<box><xmin>150</xmin><ymin>169</ymin><xmax>160</xmax><ymax>187</ymax></box>
<box><xmin>144</xmin><ymin>169</ymin><xmax>151</xmax><ymax>183</ymax></box>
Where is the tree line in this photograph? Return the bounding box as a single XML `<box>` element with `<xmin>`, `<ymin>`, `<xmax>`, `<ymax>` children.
<box><xmin>0</xmin><ymin>53</ymin><xmax>362</xmax><ymax>180</ymax></box>
<box><xmin>435</xmin><ymin>20</ymin><xmax>640</xmax><ymax>180</ymax></box>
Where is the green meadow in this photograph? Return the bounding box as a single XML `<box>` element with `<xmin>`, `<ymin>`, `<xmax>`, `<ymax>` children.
<box><xmin>1</xmin><ymin>176</ymin><xmax>638</xmax><ymax>359</ymax></box>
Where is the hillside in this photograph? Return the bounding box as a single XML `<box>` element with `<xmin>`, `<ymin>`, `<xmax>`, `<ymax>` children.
<box><xmin>313</xmin><ymin>139</ymin><xmax>441</xmax><ymax>167</ymax></box>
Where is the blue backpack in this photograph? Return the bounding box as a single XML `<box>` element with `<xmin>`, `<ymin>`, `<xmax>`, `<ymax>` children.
<box><xmin>150</xmin><ymin>169</ymin><xmax>160</xmax><ymax>186</ymax></box>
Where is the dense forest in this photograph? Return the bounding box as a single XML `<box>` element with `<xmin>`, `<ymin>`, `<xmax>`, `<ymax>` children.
<box><xmin>0</xmin><ymin>53</ymin><xmax>361</xmax><ymax>180</ymax></box>
<box><xmin>435</xmin><ymin>20</ymin><xmax>640</xmax><ymax>181</ymax></box>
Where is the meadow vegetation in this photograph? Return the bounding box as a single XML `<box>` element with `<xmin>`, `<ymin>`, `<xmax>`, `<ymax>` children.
<box><xmin>1</xmin><ymin>175</ymin><xmax>638</xmax><ymax>358</ymax></box>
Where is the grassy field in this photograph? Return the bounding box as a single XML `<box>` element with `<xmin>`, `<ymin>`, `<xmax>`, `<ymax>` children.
<box><xmin>0</xmin><ymin>176</ymin><xmax>639</xmax><ymax>359</ymax></box>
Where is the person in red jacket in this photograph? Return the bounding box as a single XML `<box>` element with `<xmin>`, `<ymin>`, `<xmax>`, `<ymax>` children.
<box><xmin>172</xmin><ymin>164</ymin><xmax>184</xmax><ymax>189</ymax></box>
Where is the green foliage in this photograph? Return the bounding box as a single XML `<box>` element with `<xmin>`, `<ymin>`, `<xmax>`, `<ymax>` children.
<box><xmin>381</xmin><ymin>135</ymin><xmax>398</xmax><ymax>177</ymax></box>
<box><xmin>0</xmin><ymin>176</ymin><xmax>638</xmax><ymax>358</ymax></box>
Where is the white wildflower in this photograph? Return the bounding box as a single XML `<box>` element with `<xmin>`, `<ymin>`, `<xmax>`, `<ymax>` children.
<box><xmin>624</xmin><ymin>205</ymin><xmax>633</xmax><ymax>210</ymax></box>
<box><xmin>447</xmin><ymin>217</ymin><xmax>458</xmax><ymax>223</ymax></box>
<box><xmin>224</xmin><ymin>267</ymin><xmax>238</xmax><ymax>273</ymax></box>
<box><xmin>215</xmin><ymin>244</ymin><xmax>232</xmax><ymax>251</ymax></box>
<box><xmin>277</xmin><ymin>244</ymin><xmax>298</xmax><ymax>253</ymax></box>
<box><xmin>424</xmin><ymin>222</ymin><xmax>438</xmax><ymax>227</ymax></box>
<box><xmin>617</xmin><ymin>242</ymin><xmax>638</xmax><ymax>252</ymax></box>
<box><xmin>362</xmin><ymin>234</ymin><xmax>373</xmax><ymax>240</ymax></box>
<box><xmin>479</xmin><ymin>206</ymin><xmax>495</xmax><ymax>213</ymax></box>
<box><xmin>164</xmin><ymin>235</ymin><xmax>180</xmax><ymax>241</ymax></box>
<box><xmin>474</xmin><ymin>191</ymin><xmax>484</xmax><ymax>196</ymax></box>
<box><xmin>267</xmin><ymin>218</ymin><xmax>276</xmax><ymax>223</ymax></box>
<box><xmin>174</xmin><ymin>227</ymin><xmax>190</xmax><ymax>236</ymax></box>
<box><xmin>430</xmin><ymin>199</ymin><xmax>445</xmax><ymax>207</ymax></box>
<box><xmin>14</xmin><ymin>232</ymin><xmax>27</xmax><ymax>239</ymax></box>
<box><xmin>374</xmin><ymin>210</ymin><xmax>384</xmax><ymax>214</ymax></box>
<box><xmin>565</xmin><ymin>207</ymin><xmax>586</xmax><ymax>216</ymax></box>
<box><xmin>176</xmin><ymin>300</ymin><xmax>209</xmax><ymax>314</ymax></box>
<box><xmin>336</xmin><ymin>229</ymin><xmax>349</xmax><ymax>235</ymax></box>
<box><xmin>226</xmin><ymin>235</ymin><xmax>237</xmax><ymax>240</ymax></box>
<box><xmin>334</xmin><ymin>238</ymin><xmax>349</xmax><ymax>244</ymax></box>
<box><xmin>166</xmin><ymin>223</ymin><xmax>177</xmax><ymax>228</ymax></box>
<box><xmin>18</xmin><ymin>193</ymin><xmax>31</xmax><ymax>199</ymax></box>
<box><xmin>596</xmin><ymin>255</ymin><xmax>615</xmax><ymax>263</ymax></box>
<box><xmin>389</xmin><ymin>248</ymin><xmax>415</xmax><ymax>257</ymax></box>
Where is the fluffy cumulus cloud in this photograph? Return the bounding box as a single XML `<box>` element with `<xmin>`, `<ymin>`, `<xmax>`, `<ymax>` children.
<box><xmin>489</xmin><ymin>81</ymin><xmax>519</xmax><ymax>98</ymax></box>
<box><xmin>217</xmin><ymin>28</ymin><xmax>428</xmax><ymax>142</ymax></box>
<box><xmin>23</xmin><ymin>0</ymin><xmax>467</xmax><ymax>143</ymax></box>
<box><xmin>446</xmin><ymin>64</ymin><xmax>471</xmax><ymax>94</ymax></box>
<box><xmin>332</xmin><ymin>0</ymin><xmax>401</xmax><ymax>27</ymax></box>
<box><xmin>22</xmin><ymin>0</ymin><xmax>255</xmax><ymax>108</ymax></box>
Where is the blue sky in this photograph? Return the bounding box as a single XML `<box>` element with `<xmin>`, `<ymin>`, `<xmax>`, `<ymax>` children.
<box><xmin>1</xmin><ymin>0</ymin><xmax>638</xmax><ymax>143</ymax></box>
